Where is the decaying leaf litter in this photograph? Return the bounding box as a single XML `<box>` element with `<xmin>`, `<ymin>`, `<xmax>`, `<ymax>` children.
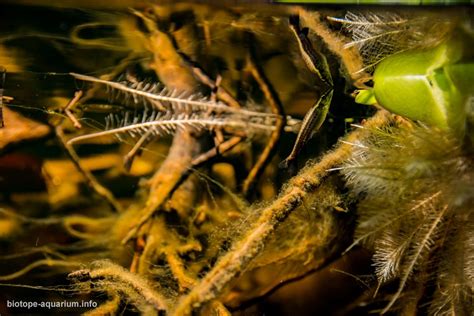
<box><xmin>0</xmin><ymin>2</ymin><xmax>472</xmax><ymax>315</ymax></box>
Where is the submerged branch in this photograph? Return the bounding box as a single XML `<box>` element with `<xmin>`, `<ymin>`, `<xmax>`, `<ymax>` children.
<box><xmin>172</xmin><ymin>110</ymin><xmax>392</xmax><ymax>315</ymax></box>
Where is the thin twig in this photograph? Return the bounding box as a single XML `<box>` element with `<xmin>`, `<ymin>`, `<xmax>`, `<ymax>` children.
<box><xmin>55</xmin><ymin>125</ymin><xmax>122</xmax><ymax>213</ymax></box>
<box><xmin>123</xmin><ymin>129</ymin><xmax>154</xmax><ymax>172</ymax></box>
<box><xmin>242</xmin><ymin>50</ymin><xmax>286</xmax><ymax>196</ymax></box>
<box><xmin>64</xmin><ymin>90</ymin><xmax>83</xmax><ymax>129</ymax></box>
<box><xmin>159</xmin><ymin>135</ymin><xmax>243</xmax><ymax>203</ymax></box>
<box><xmin>0</xmin><ymin>67</ymin><xmax>5</xmax><ymax>128</ymax></box>
<box><xmin>187</xmin><ymin>60</ymin><xmax>241</xmax><ymax>109</ymax></box>
<box><xmin>191</xmin><ymin>136</ymin><xmax>242</xmax><ymax>167</ymax></box>
<box><xmin>0</xmin><ymin>259</ymin><xmax>80</xmax><ymax>281</ymax></box>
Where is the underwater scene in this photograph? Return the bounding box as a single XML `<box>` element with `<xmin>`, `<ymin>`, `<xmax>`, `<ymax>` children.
<box><xmin>0</xmin><ymin>1</ymin><xmax>472</xmax><ymax>315</ymax></box>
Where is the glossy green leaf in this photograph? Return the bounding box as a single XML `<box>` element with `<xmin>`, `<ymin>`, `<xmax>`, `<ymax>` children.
<box><xmin>372</xmin><ymin>37</ymin><xmax>472</xmax><ymax>133</ymax></box>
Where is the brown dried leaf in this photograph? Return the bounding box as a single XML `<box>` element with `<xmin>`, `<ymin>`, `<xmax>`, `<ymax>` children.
<box><xmin>0</xmin><ymin>107</ymin><xmax>50</xmax><ymax>150</ymax></box>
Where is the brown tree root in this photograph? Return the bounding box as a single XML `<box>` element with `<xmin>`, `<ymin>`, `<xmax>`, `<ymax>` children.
<box><xmin>172</xmin><ymin>110</ymin><xmax>392</xmax><ymax>315</ymax></box>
